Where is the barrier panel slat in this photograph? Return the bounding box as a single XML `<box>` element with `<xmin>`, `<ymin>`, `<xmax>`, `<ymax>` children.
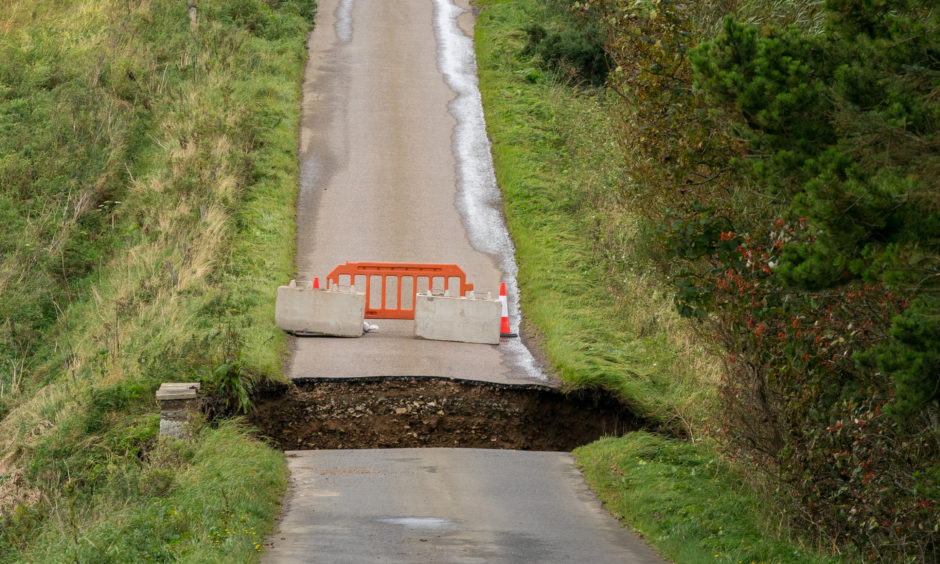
<box><xmin>326</xmin><ymin>262</ymin><xmax>474</xmax><ymax>319</ymax></box>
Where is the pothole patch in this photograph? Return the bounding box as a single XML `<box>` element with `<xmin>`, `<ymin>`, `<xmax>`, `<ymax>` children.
<box><xmin>249</xmin><ymin>378</ymin><xmax>642</xmax><ymax>451</ymax></box>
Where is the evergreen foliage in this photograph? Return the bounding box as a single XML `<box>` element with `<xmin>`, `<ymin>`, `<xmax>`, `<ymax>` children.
<box><xmin>689</xmin><ymin>2</ymin><xmax>938</xmax><ymax>558</ymax></box>
<box><xmin>522</xmin><ymin>22</ymin><xmax>609</xmax><ymax>84</ymax></box>
<box><xmin>692</xmin><ymin>6</ymin><xmax>939</xmax><ymax>293</ymax></box>
<box><xmin>580</xmin><ymin>0</ymin><xmax>938</xmax><ymax>558</ymax></box>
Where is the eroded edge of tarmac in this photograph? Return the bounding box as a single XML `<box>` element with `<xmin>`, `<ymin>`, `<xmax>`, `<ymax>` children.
<box><xmin>246</xmin><ymin>377</ymin><xmax>647</xmax><ymax>452</ymax></box>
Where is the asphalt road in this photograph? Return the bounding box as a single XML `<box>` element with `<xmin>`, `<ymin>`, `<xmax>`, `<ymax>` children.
<box><xmin>271</xmin><ymin>1</ymin><xmax>666</xmax><ymax>562</ymax></box>
<box><xmin>263</xmin><ymin>449</ymin><xmax>665</xmax><ymax>563</ymax></box>
<box><xmin>291</xmin><ymin>0</ymin><xmax>540</xmax><ymax>385</ymax></box>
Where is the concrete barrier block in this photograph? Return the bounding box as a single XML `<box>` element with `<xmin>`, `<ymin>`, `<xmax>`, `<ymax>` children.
<box><xmin>414</xmin><ymin>292</ymin><xmax>501</xmax><ymax>345</ymax></box>
<box><xmin>276</xmin><ymin>280</ymin><xmax>366</xmax><ymax>337</ymax></box>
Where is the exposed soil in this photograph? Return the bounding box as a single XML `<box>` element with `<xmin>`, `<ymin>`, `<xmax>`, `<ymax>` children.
<box><xmin>249</xmin><ymin>378</ymin><xmax>643</xmax><ymax>451</ymax></box>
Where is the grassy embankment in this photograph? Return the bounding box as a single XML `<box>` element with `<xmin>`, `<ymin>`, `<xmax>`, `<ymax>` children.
<box><xmin>0</xmin><ymin>1</ymin><xmax>312</xmax><ymax>560</ymax></box>
<box><xmin>475</xmin><ymin>1</ymin><xmax>843</xmax><ymax>562</ymax></box>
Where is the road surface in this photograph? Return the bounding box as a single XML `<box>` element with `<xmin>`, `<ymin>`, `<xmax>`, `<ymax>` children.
<box><xmin>263</xmin><ymin>449</ymin><xmax>665</xmax><ymax>563</ymax></box>
<box><xmin>269</xmin><ymin>1</ymin><xmax>666</xmax><ymax>562</ymax></box>
<box><xmin>291</xmin><ymin>0</ymin><xmax>539</xmax><ymax>385</ymax></box>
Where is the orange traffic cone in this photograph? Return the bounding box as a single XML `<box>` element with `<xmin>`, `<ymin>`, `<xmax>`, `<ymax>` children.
<box><xmin>313</xmin><ymin>277</ymin><xmax>320</xmax><ymax>289</ymax></box>
<box><xmin>499</xmin><ymin>282</ymin><xmax>517</xmax><ymax>338</ymax></box>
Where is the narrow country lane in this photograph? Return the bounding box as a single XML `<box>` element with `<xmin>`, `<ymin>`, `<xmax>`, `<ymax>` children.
<box><xmin>290</xmin><ymin>0</ymin><xmax>538</xmax><ymax>384</ymax></box>
<box><xmin>265</xmin><ymin>1</ymin><xmax>667</xmax><ymax>562</ymax></box>
<box><xmin>265</xmin><ymin>450</ymin><xmax>665</xmax><ymax>563</ymax></box>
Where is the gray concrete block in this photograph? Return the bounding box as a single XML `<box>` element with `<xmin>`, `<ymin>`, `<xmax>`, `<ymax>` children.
<box><xmin>414</xmin><ymin>292</ymin><xmax>501</xmax><ymax>345</ymax></box>
<box><xmin>276</xmin><ymin>280</ymin><xmax>366</xmax><ymax>337</ymax></box>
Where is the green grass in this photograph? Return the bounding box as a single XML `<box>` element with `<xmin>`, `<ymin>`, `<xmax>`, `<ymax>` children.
<box><xmin>476</xmin><ymin>0</ymin><xmax>719</xmax><ymax>435</ymax></box>
<box><xmin>20</xmin><ymin>421</ymin><xmax>288</xmax><ymax>562</ymax></box>
<box><xmin>575</xmin><ymin>434</ymin><xmax>843</xmax><ymax>564</ymax></box>
<box><xmin>0</xmin><ymin>0</ymin><xmax>313</xmax><ymax>560</ymax></box>
<box><xmin>475</xmin><ymin>1</ymin><xmax>846</xmax><ymax>562</ymax></box>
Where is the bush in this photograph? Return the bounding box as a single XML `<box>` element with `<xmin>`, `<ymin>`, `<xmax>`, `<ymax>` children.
<box><xmin>581</xmin><ymin>0</ymin><xmax>939</xmax><ymax>558</ymax></box>
<box><xmin>696</xmin><ymin>220</ymin><xmax>937</xmax><ymax>558</ymax></box>
<box><xmin>684</xmin><ymin>3</ymin><xmax>938</xmax><ymax>559</ymax></box>
<box><xmin>523</xmin><ymin>22</ymin><xmax>609</xmax><ymax>84</ymax></box>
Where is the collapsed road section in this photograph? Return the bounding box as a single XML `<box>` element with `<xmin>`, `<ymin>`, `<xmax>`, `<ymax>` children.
<box><xmin>259</xmin><ymin>0</ymin><xmax>670</xmax><ymax>560</ymax></box>
<box><xmin>249</xmin><ymin>379</ymin><xmax>643</xmax><ymax>451</ymax></box>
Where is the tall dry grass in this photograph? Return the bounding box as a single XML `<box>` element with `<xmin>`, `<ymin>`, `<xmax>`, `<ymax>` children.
<box><xmin>0</xmin><ymin>0</ymin><xmax>312</xmax><ymax>559</ymax></box>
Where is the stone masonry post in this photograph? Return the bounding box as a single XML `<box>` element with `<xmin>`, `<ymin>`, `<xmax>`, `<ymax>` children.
<box><xmin>156</xmin><ymin>382</ymin><xmax>201</xmax><ymax>439</ymax></box>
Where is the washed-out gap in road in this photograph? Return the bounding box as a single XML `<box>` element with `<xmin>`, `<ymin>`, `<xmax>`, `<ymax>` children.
<box><xmin>251</xmin><ymin>0</ymin><xmax>650</xmax><ymax>453</ymax></box>
<box><xmin>248</xmin><ymin>378</ymin><xmax>646</xmax><ymax>451</ymax></box>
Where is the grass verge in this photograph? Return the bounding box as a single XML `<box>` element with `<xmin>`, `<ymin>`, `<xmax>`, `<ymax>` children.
<box><xmin>475</xmin><ymin>1</ymin><xmax>845</xmax><ymax>562</ymax></box>
<box><xmin>575</xmin><ymin>434</ymin><xmax>842</xmax><ymax>563</ymax></box>
<box><xmin>0</xmin><ymin>0</ymin><xmax>313</xmax><ymax>560</ymax></box>
<box><xmin>475</xmin><ymin>0</ymin><xmax>718</xmax><ymax>436</ymax></box>
<box><xmin>20</xmin><ymin>421</ymin><xmax>288</xmax><ymax>562</ymax></box>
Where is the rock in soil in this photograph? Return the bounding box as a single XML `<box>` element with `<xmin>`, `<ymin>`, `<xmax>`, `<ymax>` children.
<box><xmin>249</xmin><ymin>378</ymin><xmax>642</xmax><ymax>451</ymax></box>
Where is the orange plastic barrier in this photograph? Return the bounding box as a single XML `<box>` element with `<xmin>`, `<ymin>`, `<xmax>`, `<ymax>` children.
<box><xmin>326</xmin><ymin>262</ymin><xmax>475</xmax><ymax>319</ymax></box>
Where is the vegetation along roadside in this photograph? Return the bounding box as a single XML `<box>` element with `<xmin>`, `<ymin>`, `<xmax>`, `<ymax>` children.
<box><xmin>0</xmin><ymin>0</ymin><xmax>314</xmax><ymax>560</ymax></box>
<box><xmin>476</xmin><ymin>0</ymin><xmax>937</xmax><ymax>561</ymax></box>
